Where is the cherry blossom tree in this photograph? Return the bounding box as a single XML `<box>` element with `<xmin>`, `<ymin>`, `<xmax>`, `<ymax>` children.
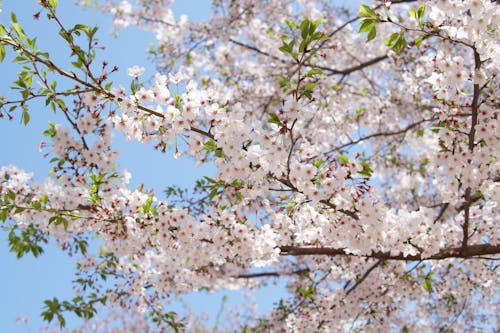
<box><xmin>0</xmin><ymin>0</ymin><xmax>498</xmax><ymax>331</ymax></box>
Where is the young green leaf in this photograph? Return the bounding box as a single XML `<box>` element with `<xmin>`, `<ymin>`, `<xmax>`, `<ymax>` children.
<box><xmin>22</xmin><ymin>109</ymin><xmax>30</xmax><ymax>125</ymax></box>
<box><xmin>268</xmin><ymin>112</ymin><xmax>282</xmax><ymax>126</ymax></box>
<box><xmin>367</xmin><ymin>27</ymin><xmax>377</xmax><ymax>41</ymax></box>
<box><xmin>358</xmin><ymin>4</ymin><xmax>378</xmax><ymax>19</ymax></box>
<box><xmin>414</xmin><ymin>35</ymin><xmax>424</xmax><ymax>48</ymax></box>
<box><xmin>0</xmin><ymin>44</ymin><xmax>5</xmax><ymax>63</ymax></box>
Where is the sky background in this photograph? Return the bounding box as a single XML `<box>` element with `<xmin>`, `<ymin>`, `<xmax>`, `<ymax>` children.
<box><xmin>0</xmin><ymin>1</ymin><xmax>357</xmax><ymax>331</ymax></box>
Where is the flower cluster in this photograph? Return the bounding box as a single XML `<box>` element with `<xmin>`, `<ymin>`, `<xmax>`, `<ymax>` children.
<box><xmin>0</xmin><ymin>0</ymin><xmax>498</xmax><ymax>331</ymax></box>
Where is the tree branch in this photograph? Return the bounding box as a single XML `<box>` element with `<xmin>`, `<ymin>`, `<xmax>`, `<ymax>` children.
<box><xmin>319</xmin><ymin>54</ymin><xmax>388</xmax><ymax>76</ymax></box>
<box><xmin>279</xmin><ymin>243</ymin><xmax>500</xmax><ymax>261</ymax></box>
<box><xmin>462</xmin><ymin>48</ymin><xmax>482</xmax><ymax>249</ymax></box>
<box><xmin>344</xmin><ymin>260</ymin><xmax>382</xmax><ymax>297</ymax></box>
<box><xmin>235</xmin><ymin>268</ymin><xmax>309</xmax><ymax>279</ymax></box>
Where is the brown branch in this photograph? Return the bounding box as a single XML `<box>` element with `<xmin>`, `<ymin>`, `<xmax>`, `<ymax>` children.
<box><xmin>433</xmin><ymin>203</ymin><xmax>449</xmax><ymax>224</ymax></box>
<box><xmin>319</xmin><ymin>199</ymin><xmax>359</xmax><ymax>220</ymax></box>
<box><xmin>279</xmin><ymin>243</ymin><xmax>500</xmax><ymax>261</ymax></box>
<box><xmin>318</xmin><ymin>260</ymin><xmax>383</xmax><ymax>328</ymax></box>
<box><xmin>344</xmin><ymin>260</ymin><xmax>382</xmax><ymax>297</ymax></box>
<box><xmin>320</xmin><ymin>54</ymin><xmax>388</xmax><ymax>76</ymax></box>
<box><xmin>0</xmin><ymin>89</ymin><xmax>92</xmax><ymax>107</ymax></box>
<box><xmin>462</xmin><ymin>188</ymin><xmax>472</xmax><ymax>249</ymax></box>
<box><xmin>230</xmin><ymin>38</ymin><xmax>389</xmax><ymax>78</ymax></box>
<box><xmin>229</xmin><ymin>38</ymin><xmax>282</xmax><ymax>63</ymax></box>
<box><xmin>235</xmin><ymin>268</ymin><xmax>309</xmax><ymax>279</ymax></box>
<box><xmin>332</xmin><ymin>118</ymin><xmax>430</xmax><ymax>153</ymax></box>
<box><xmin>272</xmin><ymin>176</ymin><xmax>360</xmax><ymax>220</ymax></box>
<box><xmin>462</xmin><ymin>47</ymin><xmax>482</xmax><ymax>249</ymax></box>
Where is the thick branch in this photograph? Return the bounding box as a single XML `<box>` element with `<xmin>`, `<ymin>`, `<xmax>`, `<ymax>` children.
<box><xmin>461</xmin><ymin>48</ymin><xmax>481</xmax><ymax>249</ymax></box>
<box><xmin>280</xmin><ymin>243</ymin><xmax>500</xmax><ymax>261</ymax></box>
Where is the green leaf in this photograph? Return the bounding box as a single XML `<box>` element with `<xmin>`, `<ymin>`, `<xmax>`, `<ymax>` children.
<box><xmin>279</xmin><ymin>40</ymin><xmax>295</xmax><ymax>56</ymax></box>
<box><xmin>279</xmin><ymin>75</ymin><xmax>290</xmax><ymax>89</ymax></box>
<box><xmin>359</xmin><ymin>161</ymin><xmax>373</xmax><ymax>177</ymax></box>
<box><xmin>415</xmin><ymin>35</ymin><xmax>424</xmax><ymax>49</ymax></box>
<box><xmin>359</xmin><ymin>19</ymin><xmax>376</xmax><ymax>33</ymax></box>
<box><xmin>338</xmin><ymin>155</ymin><xmax>349</xmax><ymax>164</ymax></box>
<box><xmin>268</xmin><ymin>112</ymin><xmax>282</xmax><ymax>126</ymax></box>
<box><xmin>306</xmin><ymin>68</ymin><xmax>323</xmax><ymax>77</ymax></box>
<box><xmin>202</xmin><ymin>139</ymin><xmax>218</xmax><ymax>152</ymax></box>
<box><xmin>140</xmin><ymin>194</ymin><xmax>156</xmax><ymax>215</ymax></box>
<box><xmin>22</xmin><ymin>109</ymin><xmax>30</xmax><ymax>125</ymax></box>
<box><xmin>209</xmin><ymin>188</ymin><xmax>218</xmax><ymax>200</ymax></box>
<box><xmin>26</xmin><ymin>37</ymin><xmax>37</xmax><ymax>49</ymax></box>
<box><xmin>358</xmin><ymin>4</ymin><xmax>378</xmax><ymax>19</ymax></box>
<box><xmin>279</xmin><ymin>45</ymin><xmax>290</xmax><ymax>55</ymax></box>
<box><xmin>71</xmin><ymin>60</ymin><xmax>83</xmax><ymax>69</ymax></box>
<box><xmin>422</xmin><ymin>278</ymin><xmax>432</xmax><ymax>292</ymax></box>
<box><xmin>312</xmin><ymin>159</ymin><xmax>323</xmax><ymax>168</ymax></box>
<box><xmin>48</xmin><ymin>0</ymin><xmax>58</xmax><ymax>8</ymax></box>
<box><xmin>359</xmin><ymin>18</ymin><xmax>379</xmax><ymax>41</ymax></box>
<box><xmin>302</xmin><ymin>90</ymin><xmax>312</xmax><ymax>100</ymax></box>
<box><xmin>0</xmin><ymin>44</ymin><xmax>5</xmax><ymax>63</ymax></box>
<box><xmin>48</xmin><ymin>215</ymin><xmax>69</xmax><ymax>230</ymax></box>
<box><xmin>355</xmin><ymin>107</ymin><xmax>366</xmax><ymax>116</ymax></box>
<box><xmin>384</xmin><ymin>32</ymin><xmax>400</xmax><ymax>47</ymax></box>
<box><xmin>310</xmin><ymin>19</ymin><xmax>322</xmax><ymax>34</ymax></box>
<box><xmin>297</xmin><ymin>285</ymin><xmax>314</xmax><ymax>298</ymax></box>
<box><xmin>41</xmin><ymin>194</ymin><xmax>49</xmax><ymax>204</ymax></box>
<box><xmin>0</xmin><ymin>209</ymin><xmax>7</xmax><ymax>221</ymax></box>
<box><xmin>422</xmin><ymin>272</ymin><xmax>434</xmax><ymax>293</ymax></box>
<box><xmin>408</xmin><ymin>9</ymin><xmax>417</xmax><ymax>20</ymax></box>
<box><xmin>394</xmin><ymin>36</ymin><xmax>407</xmax><ymax>53</ymax></box>
<box><xmin>303</xmin><ymin>82</ymin><xmax>318</xmax><ymax>92</ymax></box>
<box><xmin>367</xmin><ymin>27</ymin><xmax>377</xmax><ymax>41</ymax></box>
<box><xmin>32</xmin><ymin>201</ymin><xmax>41</xmax><ymax>211</ymax></box>
<box><xmin>417</xmin><ymin>4</ymin><xmax>426</xmax><ymax>19</ymax></box>
<box><xmin>6</xmin><ymin>189</ymin><xmax>16</xmax><ymax>201</ymax></box>
<box><xmin>203</xmin><ymin>176</ymin><xmax>217</xmax><ymax>184</ymax></box>
<box><xmin>11</xmin><ymin>13</ymin><xmax>25</xmax><ymax>37</ymax></box>
<box><xmin>384</xmin><ymin>32</ymin><xmax>407</xmax><ymax>53</ymax></box>
<box><xmin>298</xmin><ymin>38</ymin><xmax>308</xmax><ymax>53</ymax></box>
<box><xmin>55</xmin><ymin>98</ymin><xmax>66</xmax><ymax>111</ymax></box>
<box><xmin>300</xmin><ymin>18</ymin><xmax>310</xmax><ymax>39</ymax></box>
<box><xmin>73</xmin><ymin>24</ymin><xmax>91</xmax><ymax>36</ymax></box>
<box><xmin>284</xmin><ymin>19</ymin><xmax>298</xmax><ymax>29</ymax></box>
<box><xmin>43</xmin><ymin>121</ymin><xmax>57</xmax><ymax>137</ymax></box>
<box><xmin>130</xmin><ymin>80</ymin><xmax>137</xmax><ymax>94</ymax></box>
<box><xmin>214</xmin><ymin>148</ymin><xmax>224</xmax><ymax>158</ymax></box>
<box><xmin>173</xmin><ymin>93</ymin><xmax>182</xmax><ymax>108</ymax></box>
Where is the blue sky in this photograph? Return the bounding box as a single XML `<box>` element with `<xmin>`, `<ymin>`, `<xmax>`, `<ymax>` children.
<box><xmin>0</xmin><ymin>1</ymin><xmax>358</xmax><ymax>331</ymax></box>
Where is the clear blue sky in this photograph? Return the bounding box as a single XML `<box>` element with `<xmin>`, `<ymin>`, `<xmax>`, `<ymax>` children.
<box><xmin>0</xmin><ymin>1</ymin><xmax>358</xmax><ymax>331</ymax></box>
